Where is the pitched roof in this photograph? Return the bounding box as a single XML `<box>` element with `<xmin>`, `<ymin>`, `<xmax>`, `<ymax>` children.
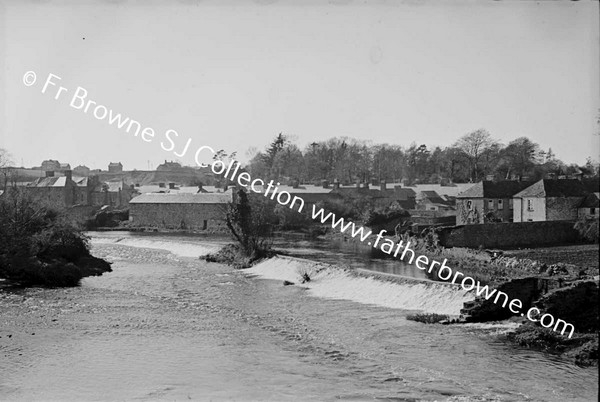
<box><xmin>418</xmin><ymin>190</ymin><xmax>450</xmax><ymax>205</ymax></box>
<box><xmin>514</xmin><ymin>179</ymin><xmax>588</xmax><ymax>198</ymax></box>
<box><xmin>129</xmin><ymin>193</ymin><xmax>232</xmax><ymax>204</ymax></box>
<box><xmin>579</xmin><ymin>193</ymin><xmax>599</xmax><ymax>208</ymax></box>
<box><xmin>27</xmin><ymin>177</ymin><xmax>69</xmax><ymax>187</ymax></box>
<box><xmin>458</xmin><ymin>181</ymin><xmax>533</xmax><ymax>198</ymax></box>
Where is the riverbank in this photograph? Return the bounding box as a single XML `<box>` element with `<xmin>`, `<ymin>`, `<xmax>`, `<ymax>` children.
<box><xmin>2</xmin><ymin>235</ymin><xmax>597</xmax><ymax>400</ymax></box>
<box><xmin>0</xmin><ymin>192</ymin><xmax>113</xmax><ymax>288</ymax></box>
<box><xmin>274</xmin><ymin>228</ymin><xmax>600</xmax><ymax>366</ymax></box>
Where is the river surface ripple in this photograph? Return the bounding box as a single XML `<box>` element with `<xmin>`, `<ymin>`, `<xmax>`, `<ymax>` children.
<box><xmin>0</xmin><ymin>234</ymin><xmax>597</xmax><ymax>401</ymax></box>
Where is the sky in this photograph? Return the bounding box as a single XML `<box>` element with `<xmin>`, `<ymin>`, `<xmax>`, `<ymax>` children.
<box><xmin>1</xmin><ymin>0</ymin><xmax>598</xmax><ymax>170</ymax></box>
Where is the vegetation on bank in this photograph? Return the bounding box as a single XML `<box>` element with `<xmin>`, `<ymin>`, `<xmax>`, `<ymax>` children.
<box><xmin>505</xmin><ymin>323</ymin><xmax>598</xmax><ymax>367</ymax></box>
<box><xmin>204</xmin><ymin>190</ymin><xmax>275</xmax><ymax>268</ymax></box>
<box><xmin>406</xmin><ymin>313</ymin><xmax>451</xmax><ymax>324</ymax></box>
<box><xmin>0</xmin><ymin>189</ymin><xmax>111</xmax><ymax>287</ymax></box>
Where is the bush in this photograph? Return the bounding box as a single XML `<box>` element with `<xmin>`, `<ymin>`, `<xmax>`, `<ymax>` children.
<box><xmin>406</xmin><ymin>313</ymin><xmax>451</xmax><ymax>324</ymax></box>
<box><xmin>574</xmin><ymin>218</ymin><xmax>599</xmax><ymax>243</ymax></box>
<box><xmin>224</xmin><ymin>190</ymin><xmax>274</xmax><ymax>263</ymax></box>
<box><xmin>0</xmin><ymin>189</ymin><xmax>111</xmax><ymax>286</ymax></box>
<box><xmin>273</xmin><ymin>203</ymin><xmax>313</xmax><ymax>230</ymax></box>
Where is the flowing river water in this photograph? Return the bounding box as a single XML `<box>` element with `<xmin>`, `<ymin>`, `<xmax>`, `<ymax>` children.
<box><xmin>0</xmin><ymin>232</ymin><xmax>597</xmax><ymax>401</ymax></box>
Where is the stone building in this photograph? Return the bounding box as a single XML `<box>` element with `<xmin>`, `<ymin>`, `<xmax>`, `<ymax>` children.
<box><xmin>416</xmin><ymin>190</ymin><xmax>455</xmax><ymax>212</ymax></box>
<box><xmin>24</xmin><ymin>170</ymin><xmax>79</xmax><ymax>208</ymax></box>
<box><xmin>108</xmin><ymin>162</ymin><xmax>123</xmax><ymax>173</ymax></box>
<box><xmin>129</xmin><ymin>192</ymin><xmax>232</xmax><ymax>230</ymax></box>
<box><xmin>513</xmin><ymin>179</ymin><xmax>591</xmax><ymax>222</ymax></box>
<box><xmin>456</xmin><ymin>181</ymin><xmax>533</xmax><ymax>224</ymax></box>
<box><xmin>156</xmin><ymin>160</ymin><xmax>182</xmax><ymax>172</ymax></box>
<box><xmin>41</xmin><ymin>160</ymin><xmax>61</xmax><ymax>171</ymax></box>
<box><xmin>73</xmin><ymin>165</ymin><xmax>90</xmax><ymax>176</ymax></box>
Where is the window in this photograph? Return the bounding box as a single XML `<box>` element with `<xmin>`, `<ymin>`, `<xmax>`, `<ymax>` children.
<box><xmin>498</xmin><ymin>199</ymin><xmax>503</xmax><ymax>209</ymax></box>
<box><xmin>527</xmin><ymin>199</ymin><xmax>534</xmax><ymax>211</ymax></box>
<box><xmin>488</xmin><ymin>199</ymin><xmax>494</xmax><ymax>209</ymax></box>
<box><xmin>509</xmin><ymin>199</ymin><xmax>513</xmax><ymax>210</ymax></box>
<box><xmin>466</xmin><ymin>200</ymin><xmax>473</xmax><ymax>210</ymax></box>
<box><xmin>592</xmin><ymin>208</ymin><xmax>596</xmax><ymax>215</ymax></box>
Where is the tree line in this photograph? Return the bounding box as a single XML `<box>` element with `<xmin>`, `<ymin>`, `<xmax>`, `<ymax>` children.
<box><xmin>245</xmin><ymin>130</ymin><xmax>599</xmax><ymax>185</ymax></box>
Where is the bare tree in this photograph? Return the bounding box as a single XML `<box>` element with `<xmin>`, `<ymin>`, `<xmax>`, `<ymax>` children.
<box><xmin>453</xmin><ymin>129</ymin><xmax>497</xmax><ymax>182</ymax></box>
<box><xmin>0</xmin><ymin>148</ymin><xmax>14</xmax><ymax>192</ymax></box>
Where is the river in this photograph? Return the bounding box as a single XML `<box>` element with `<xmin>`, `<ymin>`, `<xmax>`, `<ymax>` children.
<box><xmin>0</xmin><ymin>232</ymin><xmax>597</xmax><ymax>401</ymax></box>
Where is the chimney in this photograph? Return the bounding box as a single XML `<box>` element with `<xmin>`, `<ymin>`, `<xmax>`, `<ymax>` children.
<box><xmin>321</xmin><ymin>179</ymin><xmax>329</xmax><ymax>189</ymax></box>
<box><xmin>169</xmin><ymin>183</ymin><xmax>176</xmax><ymax>189</ymax></box>
<box><xmin>333</xmin><ymin>179</ymin><xmax>340</xmax><ymax>190</ymax></box>
<box><xmin>64</xmin><ymin>170</ymin><xmax>72</xmax><ymax>181</ymax></box>
<box><xmin>46</xmin><ymin>170</ymin><xmax>55</xmax><ymax>177</ymax></box>
<box><xmin>363</xmin><ymin>182</ymin><xmax>369</xmax><ymax>189</ymax></box>
<box><xmin>371</xmin><ymin>177</ymin><xmax>378</xmax><ymax>186</ymax></box>
<box><xmin>380</xmin><ymin>180</ymin><xmax>386</xmax><ymax>191</ymax></box>
<box><xmin>292</xmin><ymin>179</ymin><xmax>300</xmax><ymax>189</ymax></box>
<box><xmin>159</xmin><ymin>182</ymin><xmax>165</xmax><ymax>188</ymax></box>
<box><xmin>198</xmin><ymin>183</ymin><xmax>203</xmax><ymax>191</ymax></box>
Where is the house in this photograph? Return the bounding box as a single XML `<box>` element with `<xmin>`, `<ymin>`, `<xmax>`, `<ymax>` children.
<box><xmin>72</xmin><ymin>176</ymin><xmax>136</xmax><ymax>207</ymax></box>
<box><xmin>331</xmin><ymin>182</ymin><xmax>416</xmax><ymax>210</ymax></box>
<box><xmin>129</xmin><ymin>192</ymin><xmax>232</xmax><ymax>230</ymax></box>
<box><xmin>416</xmin><ymin>190</ymin><xmax>455</xmax><ymax>212</ymax></box>
<box><xmin>73</xmin><ymin>165</ymin><xmax>90</xmax><ymax>176</ymax></box>
<box><xmin>108</xmin><ymin>162</ymin><xmax>123</xmax><ymax>173</ymax></box>
<box><xmin>156</xmin><ymin>160</ymin><xmax>182</xmax><ymax>172</ymax></box>
<box><xmin>41</xmin><ymin>160</ymin><xmax>61</xmax><ymax>171</ymax></box>
<box><xmin>456</xmin><ymin>181</ymin><xmax>533</xmax><ymax>224</ymax></box>
<box><xmin>513</xmin><ymin>179</ymin><xmax>591</xmax><ymax>222</ymax></box>
<box><xmin>578</xmin><ymin>193</ymin><xmax>599</xmax><ymax>220</ymax></box>
<box><xmin>24</xmin><ymin>170</ymin><xmax>80</xmax><ymax>208</ymax></box>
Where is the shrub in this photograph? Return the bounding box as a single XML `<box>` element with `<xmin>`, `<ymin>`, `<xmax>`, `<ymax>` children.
<box><xmin>224</xmin><ymin>190</ymin><xmax>274</xmax><ymax>263</ymax></box>
<box><xmin>574</xmin><ymin>218</ymin><xmax>599</xmax><ymax>243</ymax></box>
<box><xmin>406</xmin><ymin>313</ymin><xmax>451</xmax><ymax>324</ymax></box>
<box><xmin>0</xmin><ymin>189</ymin><xmax>110</xmax><ymax>286</ymax></box>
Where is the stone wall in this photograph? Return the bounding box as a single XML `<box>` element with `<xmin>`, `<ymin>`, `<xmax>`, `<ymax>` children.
<box><xmin>437</xmin><ymin>221</ymin><xmax>580</xmax><ymax>248</ymax></box>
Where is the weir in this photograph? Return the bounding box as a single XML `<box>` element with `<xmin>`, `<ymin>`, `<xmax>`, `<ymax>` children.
<box><xmin>245</xmin><ymin>256</ymin><xmax>474</xmax><ymax>316</ymax></box>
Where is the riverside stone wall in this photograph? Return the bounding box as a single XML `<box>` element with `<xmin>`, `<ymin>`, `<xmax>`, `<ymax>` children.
<box><xmin>437</xmin><ymin>221</ymin><xmax>580</xmax><ymax>249</ymax></box>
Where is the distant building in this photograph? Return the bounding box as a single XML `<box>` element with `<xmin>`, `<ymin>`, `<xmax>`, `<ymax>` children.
<box><xmin>416</xmin><ymin>190</ymin><xmax>455</xmax><ymax>212</ymax></box>
<box><xmin>41</xmin><ymin>160</ymin><xmax>61</xmax><ymax>171</ymax></box>
<box><xmin>24</xmin><ymin>170</ymin><xmax>79</xmax><ymax>208</ymax></box>
<box><xmin>513</xmin><ymin>179</ymin><xmax>593</xmax><ymax>222</ymax></box>
<box><xmin>129</xmin><ymin>192</ymin><xmax>232</xmax><ymax>230</ymax></box>
<box><xmin>156</xmin><ymin>160</ymin><xmax>182</xmax><ymax>172</ymax></box>
<box><xmin>72</xmin><ymin>176</ymin><xmax>136</xmax><ymax>208</ymax></box>
<box><xmin>331</xmin><ymin>182</ymin><xmax>416</xmax><ymax>210</ymax></box>
<box><xmin>456</xmin><ymin>181</ymin><xmax>533</xmax><ymax>224</ymax></box>
<box><xmin>73</xmin><ymin>165</ymin><xmax>90</xmax><ymax>176</ymax></box>
<box><xmin>108</xmin><ymin>162</ymin><xmax>123</xmax><ymax>173</ymax></box>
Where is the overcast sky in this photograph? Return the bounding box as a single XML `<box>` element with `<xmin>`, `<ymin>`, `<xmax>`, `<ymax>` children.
<box><xmin>1</xmin><ymin>0</ymin><xmax>598</xmax><ymax>170</ymax></box>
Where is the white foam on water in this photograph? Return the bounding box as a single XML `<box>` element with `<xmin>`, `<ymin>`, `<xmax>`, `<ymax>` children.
<box><xmin>90</xmin><ymin>235</ymin><xmax>223</xmax><ymax>258</ymax></box>
<box><xmin>246</xmin><ymin>257</ymin><xmax>473</xmax><ymax>316</ymax></box>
